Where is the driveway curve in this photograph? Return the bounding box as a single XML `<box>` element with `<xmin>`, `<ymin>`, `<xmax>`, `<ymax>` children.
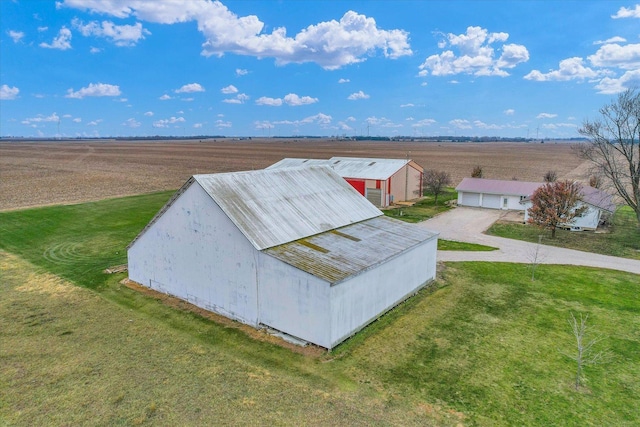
<box><xmin>419</xmin><ymin>206</ymin><xmax>640</xmax><ymax>275</ymax></box>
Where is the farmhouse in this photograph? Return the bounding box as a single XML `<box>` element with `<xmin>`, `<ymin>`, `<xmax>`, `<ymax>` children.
<box><xmin>455</xmin><ymin>177</ymin><xmax>541</xmax><ymax>210</ymax></box>
<box><xmin>522</xmin><ymin>185</ymin><xmax>617</xmax><ymax>231</ymax></box>
<box><xmin>267</xmin><ymin>157</ymin><xmax>424</xmax><ymax>207</ymax></box>
<box><xmin>127</xmin><ymin>166</ymin><xmax>438</xmax><ymax>349</ymax></box>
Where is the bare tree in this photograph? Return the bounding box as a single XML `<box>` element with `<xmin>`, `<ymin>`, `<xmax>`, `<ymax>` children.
<box><xmin>544</xmin><ymin>170</ymin><xmax>558</xmax><ymax>183</ymax></box>
<box><xmin>526</xmin><ymin>235</ymin><xmax>546</xmax><ymax>281</ymax></box>
<box><xmin>423</xmin><ymin>170</ymin><xmax>452</xmax><ymax>205</ymax></box>
<box><xmin>589</xmin><ymin>175</ymin><xmax>602</xmax><ymax>188</ymax></box>
<box><xmin>577</xmin><ymin>88</ymin><xmax>640</xmax><ymax>226</ymax></box>
<box><xmin>471</xmin><ymin>165</ymin><xmax>483</xmax><ymax>178</ymax></box>
<box><xmin>527</xmin><ymin>180</ymin><xmax>586</xmax><ymax>238</ymax></box>
<box><xmin>559</xmin><ymin>313</ymin><xmax>607</xmax><ymax>390</ymax></box>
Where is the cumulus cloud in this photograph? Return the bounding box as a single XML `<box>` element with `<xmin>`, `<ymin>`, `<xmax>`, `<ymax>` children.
<box><xmin>0</xmin><ymin>84</ymin><xmax>20</xmax><ymax>100</ymax></box>
<box><xmin>284</xmin><ymin>93</ymin><xmax>318</xmax><ymax>106</ymax></box>
<box><xmin>537</xmin><ymin>113</ymin><xmax>557</xmax><ymax>119</ymax></box>
<box><xmin>236</xmin><ymin>68</ymin><xmax>248</xmax><ymax>76</ymax></box>
<box><xmin>347</xmin><ymin>90</ymin><xmax>369</xmax><ymax>100</ymax></box>
<box><xmin>594</xmin><ymin>69</ymin><xmax>640</xmax><ymax>94</ymax></box>
<box><xmin>123</xmin><ymin>118</ymin><xmax>141</xmax><ymax>127</ymax></box>
<box><xmin>159</xmin><ymin>94</ymin><xmax>171</xmax><ymax>100</ymax></box>
<box><xmin>223</xmin><ymin>93</ymin><xmax>249</xmax><ymax>104</ymax></box>
<box><xmin>8</xmin><ymin>30</ymin><xmax>25</xmax><ymax>43</ymax></box>
<box><xmin>21</xmin><ymin>112</ymin><xmax>60</xmax><ymax>125</ymax></box>
<box><xmin>449</xmin><ymin>119</ymin><xmax>472</xmax><ymax>129</ymax></box>
<box><xmin>273</xmin><ymin>113</ymin><xmax>333</xmax><ymax>127</ymax></box>
<box><xmin>338</xmin><ymin>78</ymin><xmax>350</xmax><ymax>83</ymax></box>
<box><xmin>193</xmin><ymin>123</ymin><xmax>203</xmax><ymax>128</ymax></box>
<box><xmin>72</xmin><ymin>19</ymin><xmax>149</xmax><ymax>46</ymax></box>
<box><xmin>412</xmin><ymin>118</ymin><xmax>436</xmax><ymax>127</ymax></box>
<box><xmin>153</xmin><ymin>116</ymin><xmax>185</xmax><ymax>128</ymax></box>
<box><xmin>256</xmin><ymin>96</ymin><xmax>283</xmax><ymax>106</ymax></box>
<box><xmin>66</xmin><ymin>83</ymin><xmax>121</xmax><ymax>99</ymax></box>
<box><xmin>59</xmin><ymin>1</ymin><xmax>411</xmax><ymax>69</ymax></box>
<box><xmin>588</xmin><ymin>43</ymin><xmax>640</xmax><ymax>70</ymax></box>
<box><xmin>40</xmin><ymin>27</ymin><xmax>72</xmax><ymax>50</ymax></box>
<box><xmin>73</xmin><ymin>117</ymin><xmax>82</xmax><ymax>123</ymax></box>
<box><xmin>87</xmin><ymin>119</ymin><xmax>103</xmax><ymax>126</ymax></box>
<box><xmin>221</xmin><ymin>85</ymin><xmax>238</xmax><ymax>94</ymax></box>
<box><xmin>38</xmin><ymin>26</ymin><xmax>49</xmax><ymax>32</ymax></box>
<box><xmin>612</xmin><ymin>4</ymin><xmax>640</xmax><ymax>18</ymax></box>
<box><xmin>144</xmin><ymin>111</ymin><xmax>154</xmax><ymax>116</ymax></box>
<box><xmin>175</xmin><ymin>83</ymin><xmax>205</xmax><ymax>93</ymax></box>
<box><xmin>524</xmin><ymin>57</ymin><xmax>604</xmax><ymax>81</ymax></box>
<box><xmin>594</xmin><ymin>36</ymin><xmax>627</xmax><ymax>45</ymax></box>
<box><xmin>89</xmin><ymin>46</ymin><xmax>102</xmax><ymax>53</ymax></box>
<box><xmin>504</xmin><ymin>109</ymin><xmax>515</xmax><ymax>115</ymax></box>
<box><xmin>215</xmin><ymin>119</ymin><xmax>232</xmax><ymax>128</ymax></box>
<box><xmin>400</xmin><ymin>103</ymin><xmax>414</xmax><ymax>108</ymax></box>
<box><xmin>419</xmin><ymin>26</ymin><xmax>529</xmax><ymax>77</ymax></box>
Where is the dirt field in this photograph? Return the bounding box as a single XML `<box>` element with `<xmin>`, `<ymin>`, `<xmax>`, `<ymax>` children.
<box><xmin>0</xmin><ymin>138</ymin><xmax>587</xmax><ymax>210</ymax></box>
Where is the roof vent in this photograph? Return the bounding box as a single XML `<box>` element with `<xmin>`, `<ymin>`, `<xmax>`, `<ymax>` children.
<box><xmin>369</xmin><ymin>162</ymin><xmax>376</xmax><ymax>166</ymax></box>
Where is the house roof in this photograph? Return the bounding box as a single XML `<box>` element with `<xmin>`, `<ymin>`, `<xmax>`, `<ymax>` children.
<box><xmin>267</xmin><ymin>157</ymin><xmax>420</xmax><ymax>180</ymax></box>
<box><xmin>194</xmin><ymin>165</ymin><xmax>382</xmax><ymax>250</ymax></box>
<box><xmin>576</xmin><ymin>186</ymin><xmax>617</xmax><ymax>212</ymax></box>
<box><xmin>264</xmin><ymin>216</ymin><xmax>438</xmax><ymax>285</ymax></box>
<box><xmin>456</xmin><ymin>177</ymin><xmax>542</xmax><ymax>197</ymax></box>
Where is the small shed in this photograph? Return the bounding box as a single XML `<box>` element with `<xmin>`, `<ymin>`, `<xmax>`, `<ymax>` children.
<box><xmin>127</xmin><ymin>166</ymin><xmax>438</xmax><ymax>349</ymax></box>
<box><xmin>267</xmin><ymin>157</ymin><xmax>424</xmax><ymax>207</ymax></box>
<box><xmin>455</xmin><ymin>177</ymin><xmax>541</xmax><ymax>210</ymax></box>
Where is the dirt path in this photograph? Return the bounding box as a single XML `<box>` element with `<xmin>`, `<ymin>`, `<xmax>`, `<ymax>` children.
<box><xmin>421</xmin><ymin>207</ymin><xmax>640</xmax><ymax>275</ymax></box>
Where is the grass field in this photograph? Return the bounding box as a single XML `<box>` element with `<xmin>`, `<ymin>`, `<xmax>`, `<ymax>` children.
<box><xmin>486</xmin><ymin>206</ymin><xmax>640</xmax><ymax>260</ymax></box>
<box><xmin>384</xmin><ymin>188</ymin><xmax>457</xmax><ymax>223</ymax></box>
<box><xmin>1</xmin><ymin>194</ymin><xmax>639</xmax><ymax>426</ymax></box>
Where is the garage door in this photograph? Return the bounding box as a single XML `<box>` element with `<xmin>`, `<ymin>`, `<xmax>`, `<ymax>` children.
<box><xmin>461</xmin><ymin>192</ymin><xmax>480</xmax><ymax>207</ymax></box>
<box><xmin>481</xmin><ymin>194</ymin><xmax>501</xmax><ymax>209</ymax></box>
<box><xmin>365</xmin><ymin>188</ymin><xmax>382</xmax><ymax>207</ymax></box>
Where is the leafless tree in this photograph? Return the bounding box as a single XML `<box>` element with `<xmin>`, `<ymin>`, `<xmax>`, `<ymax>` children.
<box><xmin>577</xmin><ymin>88</ymin><xmax>640</xmax><ymax>226</ymax></box>
<box><xmin>471</xmin><ymin>165</ymin><xmax>483</xmax><ymax>178</ymax></box>
<box><xmin>589</xmin><ymin>175</ymin><xmax>602</xmax><ymax>188</ymax></box>
<box><xmin>559</xmin><ymin>313</ymin><xmax>608</xmax><ymax>390</ymax></box>
<box><xmin>526</xmin><ymin>235</ymin><xmax>546</xmax><ymax>281</ymax></box>
<box><xmin>423</xmin><ymin>170</ymin><xmax>452</xmax><ymax>205</ymax></box>
<box><xmin>544</xmin><ymin>170</ymin><xmax>558</xmax><ymax>183</ymax></box>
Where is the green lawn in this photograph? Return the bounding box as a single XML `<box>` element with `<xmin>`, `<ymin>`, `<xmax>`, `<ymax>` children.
<box><xmin>383</xmin><ymin>188</ymin><xmax>457</xmax><ymax>223</ymax></box>
<box><xmin>1</xmin><ymin>194</ymin><xmax>639</xmax><ymax>426</ymax></box>
<box><xmin>438</xmin><ymin>240</ymin><xmax>498</xmax><ymax>251</ymax></box>
<box><xmin>486</xmin><ymin>206</ymin><xmax>640</xmax><ymax>260</ymax></box>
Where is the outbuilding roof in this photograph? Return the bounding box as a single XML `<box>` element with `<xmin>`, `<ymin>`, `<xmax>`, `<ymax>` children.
<box><xmin>265</xmin><ymin>216</ymin><xmax>438</xmax><ymax>285</ymax></box>
<box><xmin>456</xmin><ymin>177</ymin><xmax>542</xmax><ymax>197</ymax></box>
<box><xmin>267</xmin><ymin>157</ymin><xmax>418</xmax><ymax>180</ymax></box>
<box><xmin>194</xmin><ymin>165</ymin><xmax>382</xmax><ymax>250</ymax></box>
<box><xmin>580</xmin><ymin>186</ymin><xmax>617</xmax><ymax>213</ymax></box>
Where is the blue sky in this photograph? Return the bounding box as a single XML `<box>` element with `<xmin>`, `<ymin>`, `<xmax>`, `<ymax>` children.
<box><xmin>1</xmin><ymin>1</ymin><xmax>639</xmax><ymax>139</ymax></box>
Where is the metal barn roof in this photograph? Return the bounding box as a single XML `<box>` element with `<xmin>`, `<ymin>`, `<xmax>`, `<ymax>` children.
<box><xmin>267</xmin><ymin>157</ymin><xmax>417</xmax><ymax>180</ymax></box>
<box><xmin>265</xmin><ymin>216</ymin><xmax>438</xmax><ymax>285</ymax></box>
<box><xmin>580</xmin><ymin>186</ymin><xmax>617</xmax><ymax>212</ymax></box>
<box><xmin>194</xmin><ymin>166</ymin><xmax>382</xmax><ymax>250</ymax></box>
<box><xmin>456</xmin><ymin>177</ymin><xmax>542</xmax><ymax>197</ymax></box>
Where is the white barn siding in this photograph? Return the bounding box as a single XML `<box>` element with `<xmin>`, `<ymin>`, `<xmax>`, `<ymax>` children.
<box><xmin>329</xmin><ymin>237</ymin><xmax>437</xmax><ymax>348</ymax></box>
<box><xmin>127</xmin><ymin>183</ymin><xmax>260</xmax><ymax>325</ymax></box>
<box><xmin>257</xmin><ymin>253</ymin><xmax>331</xmax><ymax>348</ymax></box>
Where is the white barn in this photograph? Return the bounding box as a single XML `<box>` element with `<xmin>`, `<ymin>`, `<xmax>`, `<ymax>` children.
<box><xmin>267</xmin><ymin>157</ymin><xmax>424</xmax><ymax>208</ymax></box>
<box><xmin>127</xmin><ymin>166</ymin><xmax>438</xmax><ymax>349</ymax></box>
<box><xmin>456</xmin><ymin>177</ymin><xmax>541</xmax><ymax>210</ymax></box>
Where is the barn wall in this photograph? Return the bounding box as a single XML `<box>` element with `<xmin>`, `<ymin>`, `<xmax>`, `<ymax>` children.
<box><xmin>328</xmin><ymin>236</ymin><xmax>438</xmax><ymax>349</ymax></box>
<box><xmin>257</xmin><ymin>253</ymin><xmax>331</xmax><ymax>348</ymax></box>
<box><xmin>128</xmin><ymin>183</ymin><xmax>260</xmax><ymax>325</ymax></box>
<box><xmin>390</xmin><ymin>165</ymin><xmax>422</xmax><ymax>203</ymax></box>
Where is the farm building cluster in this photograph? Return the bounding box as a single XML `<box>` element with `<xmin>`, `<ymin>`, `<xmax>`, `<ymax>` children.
<box><xmin>127</xmin><ymin>157</ymin><xmax>617</xmax><ymax>349</ymax></box>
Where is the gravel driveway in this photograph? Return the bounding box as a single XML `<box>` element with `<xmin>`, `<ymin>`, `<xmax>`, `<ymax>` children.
<box><xmin>420</xmin><ymin>206</ymin><xmax>640</xmax><ymax>275</ymax></box>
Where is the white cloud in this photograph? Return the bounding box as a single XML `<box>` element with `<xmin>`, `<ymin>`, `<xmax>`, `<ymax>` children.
<box><xmin>73</xmin><ymin>117</ymin><xmax>82</xmax><ymax>123</ymax></box>
<box><xmin>524</xmin><ymin>57</ymin><xmax>604</xmax><ymax>81</ymax></box>
<box><xmin>66</xmin><ymin>83</ymin><xmax>121</xmax><ymax>99</ymax></box>
<box><xmin>72</xmin><ymin>18</ymin><xmax>149</xmax><ymax>46</ymax></box>
<box><xmin>301</xmin><ymin>113</ymin><xmax>332</xmax><ymax>125</ymax></box>
<box><xmin>21</xmin><ymin>112</ymin><xmax>60</xmax><ymax>125</ymax></box>
<box><xmin>474</xmin><ymin>120</ymin><xmax>503</xmax><ymax>130</ymax></box>
<box><xmin>38</xmin><ymin>26</ymin><xmax>49</xmax><ymax>32</ymax></box>
<box><xmin>412</xmin><ymin>119</ymin><xmax>436</xmax><ymax>127</ymax></box>
<box><xmin>537</xmin><ymin>113</ymin><xmax>557</xmax><ymax>119</ymax></box>
<box><xmin>123</xmin><ymin>118</ymin><xmax>141</xmax><ymax>128</ymax></box>
<box><xmin>256</xmin><ymin>96</ymin><xmax>283</xmax><ymax>106</ymax></box>
<box><xmin>338</xmin><ymin>78</ymin><xmax>350</xmax><ymax>83</ymax></box>
<box><xmin>89</xmin><ymin>46</ymin><xmax>102</xmax><ymax>53</ymax></box>
<box><xmin>221</xmin><ymin>85</ymin><xmax>238</xmax><ymax>94</ymax></box>
<box><xmin>347</xmin><ymin>90</ymin><xmax>369</xmax><ymax>100</ymax></box>
<box><xmin>87</xmin><ymin>119</ymin><xmax>103</xmax><ymax>126</ymax></box>
<box><xmin>144</xmin><ymin>111</ymin><xmax>154</xmax><ymax>116</ymax></box>
<box><xmin>8</xmin><ymin>30</ymin><xmax>25</xmax><ymax>43</ymax></box>
<box><xmin>449</xmin><ymin>119</ymin><xmax>472</xmax><ymax>129</ymax></box>
<box><xmin>588</xmin><ymin>43</ymin><xmax>640</xmax><ymax>70</ymax></box>
<box><xmin>40</xmin><ymin>27</ymin><xmax>72</xmax><ymax>50</ymax></box>
<box><xmin>420</xmin><ymin>26</ymin><xmax>529</xmax><ymax>77</ymax></box>
<box><xmin>193</xmin><ymin>123</ymin><xmax>203</xmax><ymax>128</ymax></box>
<box><xmin>223</xmin><ymin>93</ymin><xmax>249</xmax><ymax>104</ymax></box>
<box><xmin>594</xmin><ymin>36</ymin><xmax>627</xmax><ymax>45</ymax></box>
<box><xmin>284</xmin><ymin>93</ymin><xmax>318</xmax><ymax>106</ymax></box>
<box><xmin>153</xmin><ymin>116</ymin><xmax>185</xmax><ymax>128</ymax></box>
<box><xmin>215</xmin><ymin>119</ymin><xmax>232</xmax><ymax>128</ymax></box>
<box><xmin>594</xmin><ymin>69</ymin><xmax>640</xmax><ymax>94</ymax></box>
<box><xmin>175</xmin><ymin>83</ymin><xmax>205</xmax><ymax>93</ymax></box>
<box><xmin>0</xmin><ymin>84</ymin><xmax>20</xmax><ymax>100</ymax></box>
<box><xmin>365</xmin><ymin>116</ymin><xmax>401</xmax><ymax>128</ymax></box>
<box><xmin>62</xmin><ymin>114</ymin><xmax>73</xmax><ymax>118</ymax></box>
<box><xmin>59</xmin><ymin>1</ymin><xmax>411</xmax><ymax>69</ymax></box>
<box><xmin>400</xmin><ymin>103</ymin><xmax>414</xmax><ymax>108</ymax></box>
<box><xmin>612</xmin><ymin>4</ymin><xmax>640</xmax><ymax>18</ymax></box>
<box><xmin>345</xmin><ymin>116</ymin><xmax>356</xmax><ymax>122</ymax></box>
<box><xmin>504</xmin><ymin>109</ymin><xmax>515</xmax><ymax>115</ymax></box>
<box><xmin>542</xmin><ymin>123</ymin><xmax>577</xmax><ymax>130</ymax></box>
<box><xmin>236</xmin><ymin>68</ymin><xmax>248</xmax><ymax>76</ymax></box>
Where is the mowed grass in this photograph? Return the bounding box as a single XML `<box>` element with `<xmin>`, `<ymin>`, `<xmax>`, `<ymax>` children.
<box><xmin>383</xmin><ymin>188</ymin><xmax>457</xmax><ymax>223</ymax></box>
<box><xmin>487</xmin><ymin>206</ymin><xmax>640</xmax><ymax>260</ymax></box>
<box><xmin>1</xmin><ymin>194</ymin><xmax>639</xmax><ymax>426</ymax></box>
<box><xmin>438</xmin><ymin>240</ymin><xmax>498</xmax><ymax>251</ymax></box>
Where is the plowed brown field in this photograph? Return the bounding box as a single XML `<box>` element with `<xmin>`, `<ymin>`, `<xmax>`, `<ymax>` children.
<box><xmin>0</xmin><ymin>138</ymin><xmax>587</xmax><ymax>210</ymax></box>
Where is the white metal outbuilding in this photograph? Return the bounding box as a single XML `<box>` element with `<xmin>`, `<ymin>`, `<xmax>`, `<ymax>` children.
<box><xmin>128</xmin><ymin>166</ymin><xmax>438</xmax><ymax>349</ymax></box>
